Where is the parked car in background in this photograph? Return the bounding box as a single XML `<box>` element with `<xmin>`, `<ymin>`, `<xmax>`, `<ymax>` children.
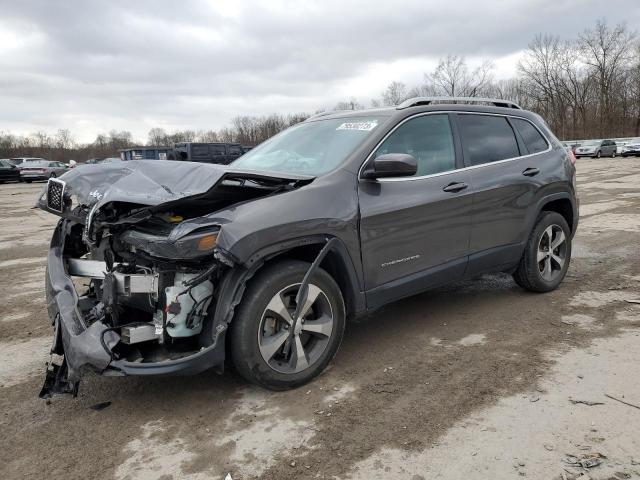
<box><xmin>0</xmin><ymin>159</ymin><xmax>22</xmax><ymax>183</ymax></box>
<box><xmin>621</xmin><ymin>140</ymin><xmax>640</xmax><ymax>157</ymax></box>
<box><xmin>119</xmin><ymin>147</ymin><xmax>172</xmax><ymax>161</ymax></box>
<box><xmin>19</xmin><ymin>160</ymin><xmax>68</xmax><ymax>182</ymax></box>
<box><xmin>167</xmin><ymin>142</ymin><xmax>246</xmax><ymax>164</ymax></box>
<box><xmin>10</xmin><ymin>157</ymin><xmax>46</xmax><ymax>166</ymax></box>
<box><xmin>574</xmin><ymin>140</ymin><xmax>617</xmax><ymax>158</ymax></box>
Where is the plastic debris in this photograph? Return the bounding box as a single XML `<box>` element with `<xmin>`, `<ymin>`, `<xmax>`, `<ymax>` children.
<box><xmin>564</xmin><ymin>452</ymin><xmax>606</xmax><ymax>469</ymax></box>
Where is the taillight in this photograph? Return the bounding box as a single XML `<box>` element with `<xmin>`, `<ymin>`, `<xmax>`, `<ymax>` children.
<box><xmin>568</xmin><ymin>150</ymin><xmax>576</xmax><ymax>165</ymax></box>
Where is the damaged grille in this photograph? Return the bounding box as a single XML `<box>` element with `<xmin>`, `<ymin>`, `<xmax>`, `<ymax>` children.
<box><xmin>46</xmin><ymin>178</ymin><xmax>66</xmax><ymax>213</ymax></box>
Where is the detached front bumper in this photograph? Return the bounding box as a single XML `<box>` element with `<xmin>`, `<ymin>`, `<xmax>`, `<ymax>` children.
<box><xmin>45</xmin><ymin>221</ymin><xmax>225</xmax><ymax>384</ymax></box>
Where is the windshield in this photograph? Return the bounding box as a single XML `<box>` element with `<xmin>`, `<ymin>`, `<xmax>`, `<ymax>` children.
<box><xmin>232</xmin><ymin>116</ymin><xmax>385</xmax><ymax>176</ymax></box>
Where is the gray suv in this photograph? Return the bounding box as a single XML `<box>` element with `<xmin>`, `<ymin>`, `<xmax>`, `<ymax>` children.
<box><xmin>38</xmin><ymin>97</ymin><xmax>578</xmax><ymax>395</ymax></box>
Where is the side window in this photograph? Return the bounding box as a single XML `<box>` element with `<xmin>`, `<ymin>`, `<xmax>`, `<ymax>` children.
<box><xmin>228</xmin><ymin>145</ymin><xmax>243</xmax><ymax>156</ymax></box>
<box><xmin>192</xmin><ymin>145</ymin><xmax>209</xmax><ymax>157</ymax></box>
<box><xmin>211</xmin><ymin>145</ymin><xmax>226</xmax><ymax>156</ymax></box>
<box><xmin>511</xmin><ymin>118</ymin><xmax>548</xmax><ymax>154</ymax></box>
<box><xmin>457</xmin><ymin>114</ymin><xmax>520</xmax><ymax>166</ymax></box>
<box><xmin>373</xmin><ymin>114</ymin><xmax>455</xmax><ymax>177</ymax></box>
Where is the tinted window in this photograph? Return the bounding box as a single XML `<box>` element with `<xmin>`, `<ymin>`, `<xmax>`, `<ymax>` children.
<box><xmin>210</xmin><ymin>145</ymin><xmax>226</xmax><ymax>155</ymax></box>
<box><xmin>374</xmin><ymin>114</ymin><xmax>455</xmax><ymax>177</ymax></box>
<box><xmin>192</xmin><ymin>145</ymin><xmax>209</xmax><ymax>157</ymax></box>
<box><xmin>511</xmin><ymin>118</ymin><xmax>548</xmax><ymax>154</ymax></box>
<box><xmin>228</xmin><ymin>145</ymin><xmax>243</xmax><ymax>155</ymax></box>
<box><xmin>458</xmin><ymin>115</ymin><xmax>520</xmax><ymax>165</ymax></box>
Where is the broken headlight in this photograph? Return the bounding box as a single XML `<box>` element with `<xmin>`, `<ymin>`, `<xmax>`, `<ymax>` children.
<box><xmin>120</xmin><ymin>227</ymin><xmax>219</xmax><ymax>260</ymax></box>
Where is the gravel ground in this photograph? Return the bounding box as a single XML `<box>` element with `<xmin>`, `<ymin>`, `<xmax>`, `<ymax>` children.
<box><xmin>1</xmin><ymin>158</ymin><xmax>639</xmax><ymax>480</ymax></box>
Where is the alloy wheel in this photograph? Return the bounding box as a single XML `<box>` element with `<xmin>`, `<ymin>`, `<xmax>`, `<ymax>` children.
<box><xmin>258</xmin><ymin>283</ymin><xmax>334</xmax><ymax>374</ymax></box>
<box><xmin>537</xmin><ymin>224</ymin><xmax>567</xmax><ymax>281</ymax></box>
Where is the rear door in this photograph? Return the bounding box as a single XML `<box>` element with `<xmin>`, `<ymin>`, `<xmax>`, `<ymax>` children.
<box><xmin>455</xmin><ymin>113</ymin><xmax>550</xmax><ymax>275</ymax></box>
<box><xmin>358</xmin><ymin>113</ymin><xmax>474</xmax><ymax>307</ymax></box>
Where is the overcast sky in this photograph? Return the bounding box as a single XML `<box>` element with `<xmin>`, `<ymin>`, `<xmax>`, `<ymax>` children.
<box><xmin>1</xmin><ymin>0</ymin><xmax>639</xmax><ymax>143</ymax></box>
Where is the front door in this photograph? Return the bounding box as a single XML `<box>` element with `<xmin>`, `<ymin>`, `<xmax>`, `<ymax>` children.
<box><xmin>358</xmin><ymin>113</ymin><xmax>474</xmax><ymax>308</ymax></box>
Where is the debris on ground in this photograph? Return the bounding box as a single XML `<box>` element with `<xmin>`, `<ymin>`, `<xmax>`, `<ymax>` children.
<box><xmin>604</xmin><ymin>393</ymin><xmax>640</xmax><ymax>410</ymax></box>
<box><xmin>563</xmin><ymin>452</ymin><xmax>606</xmax><ymax>469</ymax></box>
<box><xmin>624</xmin><ymin>299</ymin><xmax>640</xmax><ymax>304</ymax></box>
<box><xmin>569</xmin><ymin>398</ymin><xmax>605</xmax><ymax>406</ymax></box>
<box><xmin>89</xmin><ymin>401</ymin><xmax>112</xmax><ymax>411</ymax></box>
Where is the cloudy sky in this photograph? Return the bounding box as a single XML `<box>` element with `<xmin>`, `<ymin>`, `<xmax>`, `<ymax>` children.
<box><xmin>1</xmin><ymin>0</ymin><xmax>639</xmax><ymax>143</ymax></box>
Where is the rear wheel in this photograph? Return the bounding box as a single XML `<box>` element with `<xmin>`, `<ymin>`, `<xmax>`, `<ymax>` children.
<box><xmin>596</xmin><ymin>150</ymin><xmax>601</xmax><ymax>158</ymax></box>
<box><xmin>229</xmin><ymin>259</ymin><xmax>345</xmax><ymax>390</ymax></box>
<box><xmin>612</xmin><ymin>151</ymin><xmax>617</xmax><ymax>158</ymax></box>
<box><xmin>513</xmin><ymin>211</ymin><xmax>571</xmax><ymax>293</ymax></box>
<box><xmin>50</xmin><ymin>172</ymin><xmax>56</xmax><ymax>178</ymax></box>
<box><xmin>25</xmin><ymin>179</ymin><xmax>32</xmax><ymax>183</ymax></box>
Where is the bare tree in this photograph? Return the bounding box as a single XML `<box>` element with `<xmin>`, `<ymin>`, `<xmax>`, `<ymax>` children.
<box><xmin>430</xmin><ymin>55</ymin><xmax>493</xmax><ymax>96</ymax></box>
<box><xmin>147</xmin><ymin>127</ymin><xmax>168</xmax><ymax>146</ymax></box>
<box><xmin>579</xmin><ymin>20</ymin><xmax>636</xmax><ymax>136</ymax></box>
<box><xmin>381</xmin><ymin>81</ymin><xmax>408</xmax><ymax>106</ymax></box>
<box><xmin>334</xmin><ymin>98</ymin><xmax>365</xmax><ymax>110</ymax></box>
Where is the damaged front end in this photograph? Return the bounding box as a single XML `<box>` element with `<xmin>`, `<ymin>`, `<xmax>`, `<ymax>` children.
<box><xmin>37</xmin><ymin>161</ymin><xmax>312</xmax><ymax>397</ymax></box>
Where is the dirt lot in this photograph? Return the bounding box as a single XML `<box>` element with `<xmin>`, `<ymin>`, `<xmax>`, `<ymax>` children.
<box><xmin>1</xmin><ymin>158</ymin><xmax>639</xmax><ymax>480</ymax></box>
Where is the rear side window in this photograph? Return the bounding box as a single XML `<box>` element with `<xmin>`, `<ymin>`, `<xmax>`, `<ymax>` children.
<box><xmin>511</xmin><ymin>118</ymin><xmax>548</xmax><ymax>154</ymax></box>
<box><xmin>457</xmin><ymin>114</ymin><xmax>520</xmax><ymax>166</ymax></box>
<box><xmin>374</xmin><ymin>114</ymin><xmax>455</xmax><ymax>177</ymax></box>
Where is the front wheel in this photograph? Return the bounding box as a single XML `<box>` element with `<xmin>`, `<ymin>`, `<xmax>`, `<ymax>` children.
<box><xmin>50</xmin><ymin>172</ymin><xmax>56</xmax><ymax>178</ymax></box>
<box><xmin>229</xmin><ymin>259</ymin><xmax>346</xmax><ymax>390</ymax></box>
<box><xmin>513</xmin><ymin>211</ymin><xmax>572</xmax><ymax>293</ymax></box>
<box><xmin>596</xmin><ymin>150</ymin><xmax>601</xmax><ymax>158</ymax></box>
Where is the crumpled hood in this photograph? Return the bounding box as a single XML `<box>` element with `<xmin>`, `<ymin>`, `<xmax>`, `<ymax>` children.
<box><xmin>42</xmin><ymin>160</ymin><xmax>312</xmax><ymax>211</ymax></box>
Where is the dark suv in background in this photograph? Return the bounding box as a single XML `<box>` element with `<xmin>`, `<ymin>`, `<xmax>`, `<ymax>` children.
<box><xmin>39</xmin><ymin>97</ymin><xmax>578</xmax><ymax>396</ymax></box>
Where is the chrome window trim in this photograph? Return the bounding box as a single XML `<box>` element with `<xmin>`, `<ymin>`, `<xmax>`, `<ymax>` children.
<box><xmin>358</xmin><ymin>111</ymin><xmax>553</xmax><ymax>183</ymax></box>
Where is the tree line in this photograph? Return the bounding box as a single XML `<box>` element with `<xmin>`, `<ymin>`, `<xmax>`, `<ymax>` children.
<box><xmin>1</xmin><ymin>19</ymin><xmax>638</xmax><ymax>163</ymax></box>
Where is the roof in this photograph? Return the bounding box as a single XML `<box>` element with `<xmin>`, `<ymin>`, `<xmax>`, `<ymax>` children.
<box><xmin>305</xmin><ymin>96</ymin><xmax>525</xmax><ymax>122</ymax></box>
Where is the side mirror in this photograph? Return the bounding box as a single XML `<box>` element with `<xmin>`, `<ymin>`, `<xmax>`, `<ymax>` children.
<box><xmin>361</xmin><ymin>153</ymin><xmax>417</xmax><ymax>180</ymax></box>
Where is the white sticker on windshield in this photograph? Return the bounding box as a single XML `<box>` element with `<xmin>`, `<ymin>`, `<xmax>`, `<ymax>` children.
<box><xmin>336</xmin><ymin>121</ymin><xmax>378</xmax><ymax>131</ymax></box>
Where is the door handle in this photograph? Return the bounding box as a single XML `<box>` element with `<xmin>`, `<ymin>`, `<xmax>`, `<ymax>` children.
<box><xmin>442</xmin><ymin>182</ymin><xmax>468</xmax><ymax>193</ymax></box>
<box><xmin>522</xmin><ymin>167</ymin><xmax>540</xmax><ymax>177</ymax></box>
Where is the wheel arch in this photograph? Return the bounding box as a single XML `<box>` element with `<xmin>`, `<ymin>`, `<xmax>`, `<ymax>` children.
<box><xmin>537</xmin><ymin>194</ymin><xmax>576</xmax><ymax>236</ymax></box>
<box><xmin>249</xmin><ymin>236</ymin><xmax>366</xmax><ymax>320</ymax></box>
<box><xmin>203</xmin><ymin>235</ymin><xmax>365</xmax><ymax>353</ymax></box>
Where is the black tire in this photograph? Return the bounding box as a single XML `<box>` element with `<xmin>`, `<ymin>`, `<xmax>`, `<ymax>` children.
<box><xmin>596</xmin><ymin>150</ymin><xmax>601</xmax><ymax>158</ymax></box>
<box><xmin>513</xmin><ymin>211</ymin><xmax>572</xmax><ymax>293</ymax></box>
<box><xmin>50</xmin><ymin>172</ymin><xmax>56</xmax><ymax>178</ymax></box>
<box><xmin>229</xmin><ymin>259</ymin><xmax>345</xmax><ymax>390</ymax></box>
<box><xmin>25</xmin><ymin>179</ymin><xmax>32</xmax><ymax>183</ymax></box>
<box><xmin>612</xmin><ymin>151</ymin><xmax>616</xmax><ymax>158</ymax></box>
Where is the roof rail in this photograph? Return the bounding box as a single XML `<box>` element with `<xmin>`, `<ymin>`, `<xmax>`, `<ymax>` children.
<box><xmin>306</xmin><ymin>109</ymin><xmax>355</xmax><ymax>121</ymax></box>
<box><xmin>396</xmin><ymin>96</ymin><xmax>522</xmax><ymax>110</ymax></box>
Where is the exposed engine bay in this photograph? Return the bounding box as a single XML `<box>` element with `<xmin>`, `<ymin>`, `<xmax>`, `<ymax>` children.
<box><xmin>38</xmin><ymin>160</ymin><xmax>313</xmax><ymax>396</ymax></box>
